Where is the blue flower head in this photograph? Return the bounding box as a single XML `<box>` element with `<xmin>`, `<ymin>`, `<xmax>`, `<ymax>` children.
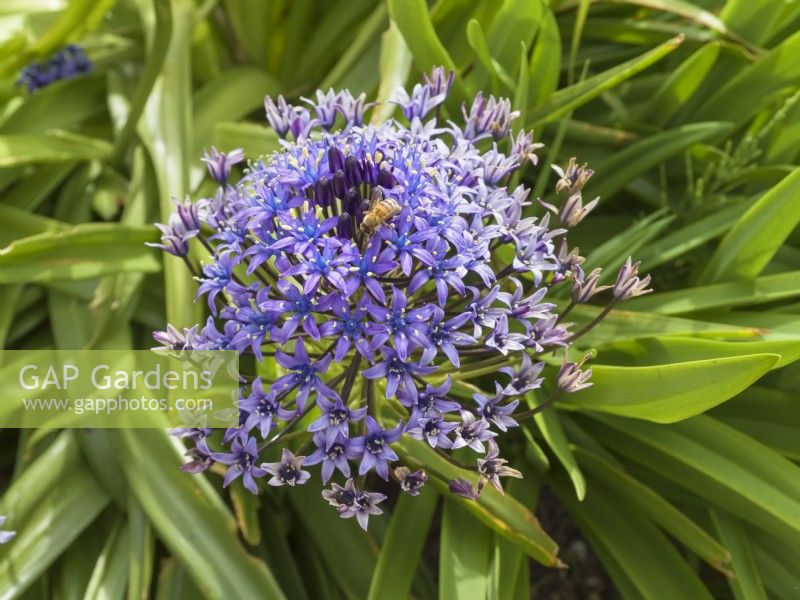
<box><xmin>155</xmin><ymin>67</ymin><xmax>650</xmax><ymax>526</ymax></box>
<box><xmin>17</xmin><ymin>45</ymin><xmax>92</xmax><ymax>93</ymax></box>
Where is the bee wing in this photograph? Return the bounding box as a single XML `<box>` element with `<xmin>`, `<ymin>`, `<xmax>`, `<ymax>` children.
<box><xmin>369</xmin><ymin>186</ymin><xmax>384</xmax><ymax>207</ymax></box>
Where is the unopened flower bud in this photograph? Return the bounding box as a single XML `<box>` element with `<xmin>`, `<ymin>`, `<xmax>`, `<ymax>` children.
<box><xmin>613</xmin><ymin>257</ymin><xmax>653</xmax><ymax>300</ymax></box>
<box><xmin>557</xmin><ymin>357</ymin><xmax>593</xmax><ymax>393</ymax></box>
<box><xmin>202</xmin><ymin>147</ymin><xmax>245</xmax><ymax>184</ymax></box>
<box><xmin>553</xmin><ymin>157</ymin><xmax>593</xmax><ymax>195</ymax></box>
<box><xmin>572</xmin><ymin>267</ymin><xmax>610</xmax><ymax>303</ymax></box>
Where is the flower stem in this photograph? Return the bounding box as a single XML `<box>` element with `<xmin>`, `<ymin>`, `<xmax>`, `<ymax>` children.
<box><xmin>511</xmin><ymin>389</ymin><xmax>561</xmax><ymax>420</ymax></box>
<box><xmin>565</xmin><ymin>300</ymin><xmax>617</xmax><ymax>343</ymax></box>
<box><xmin>434</xmin><ymin>448</ymin><xmax>476</xmax><ymax>471</ymax></box>
<box><xmin>556</xmin><ymin>299</ymin><xmax>576</xmax><ymax>323</ymax></box>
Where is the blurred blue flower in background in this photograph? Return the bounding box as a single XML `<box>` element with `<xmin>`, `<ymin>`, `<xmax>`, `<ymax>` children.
<box><xmin>0</xmin><ymin>515</ymin><xmax>15</xmax><ymax>544</ymax></box>
<box><xmin>16</xmin><ymin>45</ymin><xmax>92</xmax><ymax>93</ymax></box>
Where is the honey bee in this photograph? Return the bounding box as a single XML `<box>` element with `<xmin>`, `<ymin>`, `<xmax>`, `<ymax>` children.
<box><xmin>360</xmin><ymin>188</ymin><xmax>401</xmax><ymax>236</ymax></box>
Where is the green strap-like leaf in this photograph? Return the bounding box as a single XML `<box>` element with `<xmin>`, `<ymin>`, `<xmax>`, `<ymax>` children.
<box><xmin>213</xmin><ymin>122</ymin><xmax>281</xmax><ymax>158</ymax></box>
<box><xmin>0</xmin><ymin>224</ymin><xmax>161</xmax><ymax>284</ymax></box>
<box><xmin>396</xmin><ymin>438</ymin><xmax>562</xmax><ymax>567</ymax></box>
<box><xmin>636</xmin><ymin>198</ymin><xmax>749</xmax><ymax>270</ymax></box>
<box><xmin>595</xmin><ymin>336</ymin><xmax>800</xmax><ymax>369</ymax></box>
<box><xmin>574</xmin><ymin>304</ymin><xmax>761</xmax><ymax>345</ymax></box>
<box><xmin>387</xmin><ymin>0</ymin><xmax>469</xmax><ymax>104</ymax></box>
<box><xmin>700</xmin><ymin>166</ymin><xmax>800</xmax><ymax>283</ymax></box>
<box><xmin>710</xmin><ymin>511</ymin><xmax>768</xmax><ymax>600</ymax></box>
<box><xmin>526</xmin><ymin>34</ymin><xmax>683</xmax><ymax>125</ymax></box>
<box><xmin>485</xmin><ymin>0</ymin><xmax>542</xmax><ymax>79</ymax></box>
<box><xmin>466</xmin><ymin>19</ymin><xmax>514</xmax><ymax>92</ymax></box>
<box><xmin>110</xmin><ymin>428</ymin><xmax>287</xmax><ymax>600</ymax></box>
<box><xmin>626</xmin><ymin>270</ymin><xmax>800</xmax><ymax>315</ymax></box>
<box><xmin>576</xmin><ymin>448</ymin><xmax>731</xmax><ymax>573</ymax></box>
<box><xmin>0</xmin><ymin>461</ymin><xmax>110</xmax><ymax>599</ymax></box>
<box><xmin>83</xmin><ymin>516</ymin><xmax>130</xmax><ymax>600</ymax></box>
<box><xmin>526</xmin><ymin>394</ymin><xmax>586</xmax><ymax>500</ymax></box>
<box><xmin>127</xmin><ymin>495</ymin><xmax>155</xmax><ymax>600</ymax></box>
<box><xmin>561</xmin><ymin>354</ymin><xmax>778</xmax><ymax>422</ymax></box>
<box><xmin>370</xmin><ymin>20</ymin><xmax>413</xmax><ymax>125</ymax></box>
<box><xmin>552</xmin><ymin>476</ymin><xmax>715</xmax><ymax>600</ymax></box>
<box><xmin>637</xmin><ymin>42</ymin><xmax>721</xmax><ymax>126</ymax></box>
<box><xmin>527</xmin><ymin>2</ymin><xmax>560</xmax><ymax>108</ymax></box>
<box><xmin>582</xmin><ymin>414</ymin><xmax>800</xmax><ymax>539</ymax></box>
<box><xmin>439</xmin><ymin>499</ymin><xmax>493</xmax><ymax>600</ymax></box>
<box><xmin>192</xmin><ymin>66</ymin><xmax>282</xmax><ymax>178</ymax></box>
<box><xmin>587</xmin><ymin>122</ymin><xmax>733</xmax><ymax>201</ymax></box>
<box><xmin>288</xmin><ymin>480</ymin><xmax>377</xmax><ymax>599</ymax></box>
<box><xmin>694</xmin><ymin>29</ymin><xmax>800</xmax><ymax>124</ymax></box>
<box><xmin>721</xmin><ymin>0</ymin><xmax>800</xmax><ymax>46</ymax></box>
<box><xmin>137</xmin><ymin>0</ymin><xmax>202</xmax><ymax>330</ymax></box>
<box><xmin>367</xmin><ymin>489</ymin><xmax>438</xmax><ymax>600</ymax></box>
<box><xmin>0</xmin><ymin>131</ymin><xmax>112</xmax><ymax>166</ymax></box>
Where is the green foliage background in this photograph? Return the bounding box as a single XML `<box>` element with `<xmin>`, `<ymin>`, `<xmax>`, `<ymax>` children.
<box><xmin>1</xmin><ymin>0</ymin><xmax>800</xmax><ymax>598</ymax></box>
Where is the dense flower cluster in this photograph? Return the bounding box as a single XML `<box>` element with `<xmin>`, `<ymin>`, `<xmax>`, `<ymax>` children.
<box><xmin>153</xmin><ymin>68</ymin><xmax>650</xmax><ymax>529</ymax></box>
<box><xmin>16</xmin><ymin>45</ymin><xmax>92</xmax><ymax>93</ymax></box>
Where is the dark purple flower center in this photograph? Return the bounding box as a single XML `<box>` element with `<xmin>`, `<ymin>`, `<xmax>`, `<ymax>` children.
<box><xmin>257</xmin><ymin>400</ymin><xmax>275</xmax><ymax>417</ymax></box>
<box><xmin>417</xmin><ymin>394</ymin><xmax>434</xmax><ymax>412</ymax></box>
<box><xmin>329</xmin><ymin>408</ymin><xmax>348</xmax><ymax>425</ymax></box>
<box><xmin>278</xmin><ymin>464</ymin><xmax>299</xmax><ymax>482</ymax></box>
<box><xmin>479</xmin><ymin>460</ymin><xmax>498</xmax><ymax>476</ymax></box>
<box><xmin>239</xmin><ymin>453</ymin><xmax>254</xmax><ymax>469</ymax></box>
<box><xmin>389</xmin><ymin>314</ymin><xmax>407</xmax><ymax>331</ymax></box>
<box><xmin>366</xmin><ymin>434</ymin><xmax>385</xmax><ymax>454</ymax></box>
<box><xmin>334</xmin><ymin>489</ymin><xmax>355</xmax><ymax>506</ymax></box>
<box><xmin>342</xmin><ymin>317</ymin><xmax>363</xmax><ymax>337</ymax></box>
<box><xmin>326</xmin><ymin>443</ymin><xmax>345</xmax><ymax>459</ymax></box>
<box><xmin>423</xmin><ymin>420</ymin><xmax>440</xmax><ymax>436</ymax></box>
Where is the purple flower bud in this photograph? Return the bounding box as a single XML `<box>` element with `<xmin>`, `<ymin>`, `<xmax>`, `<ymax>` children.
<box><xmin>328</xmin><ymin>146</ymin><xmax>345</xmax><ymax>172</ymax></box>
<box><xmin>147</xmin><ymin>198</ymin><xmax>201</xmax><ymax>258</ymax></box>
<box><xmin>378</xmin><ymin>168</ymin><xmax>395</xmax><ymax>189</ymax></box>
<box><xmin>555</xmin><ymin>240</ymin><xmax>585</xmax><ymax>272</ymax></box>
<box><xmin>571</xmin><ymin>267</ymin><xmax>610</xmax><ymax>303</ymax></box>
<box><xmin>462</xmin><ymin>92</ymin><xmax>520</xmax><ymax>141</ymax></box>
<box><xmin>264</xmin><ymin>95</ymin><xmax>314</xmax><ymax>140</ymax></box>
<box><xmin>335</xmin><ymin>211</ymin><xmax>352</xmax><ymax>239</ymax></box>
<box><xmin>202</xmin><ymin>147</ymin><xmax>245</xmax><ymax>184</ymax></box>
<box><xmin>344</xmin><ymin>156</ymin><xmax>363</xmax><ymax>188</ymax></box>
<box><xmin>152</xmin><ymin>324</ymin><xmax>200</xmax><ymax>350</ymax></box>
<box><xmin>337</xmin><ymin>90</ymin><xmax>373</xmax><ymax>127</ymax></box>
<box><xmin>423</xmin><ymin>66</ymin><xmax>455</xmax><ymax>98</ymax></box>
<box><xmin>173</xmin><ymin>196</ymin><xmax>201</xmax><ymax>231</ymax></box>
<box><xmin>303</xmin><ymin>88</ymin><xmax>339</xmax><ymax>130</ymax></box>
<box><xmin>314</xmin><ymin>175</ymin><xmax>334</xmax><ymax>207</ymax></box>
<box><xmin>344</xmin><ymin>188</ymin><xmax>361</xmax><ymax>215</ymax></box>
<box><xmin>332</xmin><ymin>170</ymin><xmax>347</xmax><ymax>198</ymax></box>
<box><xmin>510</xmin><ymin>130</ymin><xmax>544</xmax><ymax>166</ymax></box>
<box><xmin>557</xmin><ymin>357</ymin><xmax>593</xmax><ymax>393</ymax></box>
<box><xmin>613</xmin><ymin>257</ymin><xmax>653</xmax><ymax>300</ymax></box>
<box><xmin>552</xmin><ymin>157</ymin><xmax>594</xmax><ymax>195</ymax></box>
<box><xmin>179</xmin><ymin>447</ymin><xmax>214</xmax><ymax>474</ymax></box>
<box><xmin>449</xmin><ymin>478</ymin><xmax>480</xmax><ymax>500</ymax></box>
